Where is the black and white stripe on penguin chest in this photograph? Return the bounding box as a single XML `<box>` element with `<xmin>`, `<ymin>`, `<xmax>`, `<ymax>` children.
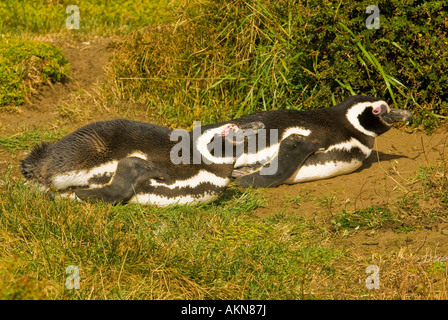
<box><xmin>20</xmin><ymin>119</ymin><xmax>265</xmax><ymax>206</ymax></box>
<box><xmin>283</xmin><ymin>134</ymin><xmax>374</xmax><ymax>183</ymax></box>
<box><xmin>229</xmin><ymin>95</ymin><xmax>413</xmax><ymax>188</ymax></box>
<box><xmin>233</xmin><ymin>130</ymin><xmax>374</xmax><ymax>184</ymax></box>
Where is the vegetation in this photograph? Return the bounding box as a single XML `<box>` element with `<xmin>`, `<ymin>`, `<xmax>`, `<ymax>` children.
<box><xmin>0</xmin><ymin>37</ymin><xmax>69</xmax><ymax>107</ymax></box>
<box><xmin>0</xmin><ymin>0</ymin><xmax>175</xmax><ymax>36</ymax></box>
<box><xmin>0</xmin><ymin>0</ymin><xmax>176</xmax><ymax>108</ymax></box>
<box><xmin>1</xmin><ymin>0</ymin><xmax>447</xmax><ymax>130</ymax></box>
<box><xmin>0</xmin><ymin>157</ymin><xmax>447</xmax><ymax>299</ymax></box>
<box><xmin>0</xmin><ymin>0</ymin><xmax>447</xmax><ymax>300</ymax></box>
<box><xmin>0</xmin><ymin>129</ymin><xmax>66</xmax><ymax>152</ymax></box>
<box><xmin>106</xmin><ymin>0</ymin><xmax>447</xmax><ymax>130</ymax></box>
<box><xmin>0</xmin><ymin>179</ymin><xmax>343</xmax><ymax>299</ymax></box>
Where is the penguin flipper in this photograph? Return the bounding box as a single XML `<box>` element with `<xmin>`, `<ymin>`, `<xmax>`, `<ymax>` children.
<box><xmin>75</xmin><ymin>157</ymin><xmax>164</xmax><ymax>205</ymax></box>
<box><xmin>235</xmin><ymin>134</ymin><xmax>320</xmax><ymax>188</ymax></box>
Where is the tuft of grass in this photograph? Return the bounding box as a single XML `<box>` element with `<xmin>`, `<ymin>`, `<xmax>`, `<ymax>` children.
<box><xmin>333</xmin><ymin>206</ymin><xmax>398</xmax><ymax>230</ymax></box>
<box><xmin>104</xmin><ymin>0</ymin><xmax>314</xmax><ymax>128</ymax></box>
<box><xmin>338</xmin><ymin>22</ymin><xmax>407</xmax><ymax>107</ymax></box>
<box><xmin>415</xmin><ymin>165</ymin><xmax>448</xmax><ymax>196</ymax></box>
<box><xmin>0</xmin><ymin>37</ymin><xmax>69</xmax><ymax>107</ymax></box>
<box><xmin>0</xmin><ymin>129</ymin><xmax>67</xmax><ymax>153</ymax></box>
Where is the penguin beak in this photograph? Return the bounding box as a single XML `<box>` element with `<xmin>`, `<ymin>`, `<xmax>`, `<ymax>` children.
<box><xmin>381</xmin><ymin>108</ymin><xmax>413</xmax><ymax>125</ymax></box>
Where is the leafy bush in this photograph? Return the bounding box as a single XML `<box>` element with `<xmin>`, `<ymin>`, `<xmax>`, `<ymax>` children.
<box><xmin>107</xmin><ymin>0</ymin><xmax>447</xmax><ymax>130</ymax></box>
<box><xmin>0</xmin><ymin>37</ymin><xmax>69</xmax><ymax>107</ymax></box>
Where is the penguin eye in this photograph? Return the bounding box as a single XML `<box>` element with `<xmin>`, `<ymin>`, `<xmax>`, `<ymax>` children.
<box><xmin>220</xmin><ymin>124</ymin><xmax>239</xmax><ymax>136</ymax></box>
<box><xmin>372</xmin><ymin>103</ymin><xmax>390</xmax><ymax>115</ymax></box>
<box><xmin>372</xmin><ymin>106</ymin><xmax>382</xmax><ymax>115</ymax></box>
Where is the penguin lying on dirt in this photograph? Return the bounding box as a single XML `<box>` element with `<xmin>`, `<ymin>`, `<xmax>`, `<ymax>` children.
<box><xmin>201</xmin><ymin>95</ymin><xmax>413</xmax><ymax>188</ymax></box>
<box><xmin>21</xmin><ymin>119</ymin><xmax>264</xmax><ymax>205</ymax></box>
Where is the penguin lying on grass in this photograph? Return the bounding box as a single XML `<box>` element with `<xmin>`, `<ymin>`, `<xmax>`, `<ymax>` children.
<box><xmin>21</xmin><ymin>119</ymin><xmax>264</xmax><ymax>206</ymax></box>
<box><xmin>201</xmin><ymin>95</ymin><xmax>413</xmax><ymax>188</ymax></box>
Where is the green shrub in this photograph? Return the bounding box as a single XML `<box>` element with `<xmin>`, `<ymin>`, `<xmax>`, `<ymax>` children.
<box><xmin>0</xmin><ymin>37</ymin><xmax>69</xmax><ymax>107</ymax></box>
<box><xmin>107</xmin><ymin>0</ymin><xmax>447</xmax><ymax>130</ymax></box>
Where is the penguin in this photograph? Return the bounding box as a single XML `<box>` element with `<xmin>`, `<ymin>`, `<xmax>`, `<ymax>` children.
<box><xmin>200</xmin><ymin>95</ymin><xmax>413</xmax><ymax>188</ymax></box>
<box><xmin>20</xmin><ymin>118</ymin><xmax>264</xmax><ymax>206</ymax></box>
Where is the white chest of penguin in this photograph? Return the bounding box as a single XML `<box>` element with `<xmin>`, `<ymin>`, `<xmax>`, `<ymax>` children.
<box><xmin>287</xmin><ymin>137</ymin><xmax>372</xmax><ymax>183</ymax></box>
<box><xmin>284</xmin><ymin>157</ymin><xmax>364</xmax><ymax>184</ymax></box>
<box><xmin>233</xmin><ymin>132</ymin><xmax>373</xmax><ymax>184</ymax></box>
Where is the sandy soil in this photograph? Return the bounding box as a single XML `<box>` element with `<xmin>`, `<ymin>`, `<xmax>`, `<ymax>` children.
<box><xmin>255</xmin><ymin>124</ymin><xmax>448</xmax><ymax>257</ymax></box>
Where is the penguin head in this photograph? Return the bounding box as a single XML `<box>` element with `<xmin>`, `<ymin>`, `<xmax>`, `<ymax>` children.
<box><xmin>220</xmin><ymin>121</ymin><xmax>265</xmax><ymax>146</ymax></box>
<box><xmin>344</xmin><ymin>95</ymin><xmax>413</xmax><ymax>137</ymax></box>
<box><xmin>196</xmin><ymin>121</ymin><xmax>265</xmax><ymax>164</ymax></box>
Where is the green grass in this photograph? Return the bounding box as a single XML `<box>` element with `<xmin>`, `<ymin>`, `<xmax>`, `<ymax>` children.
<box><xmin>333</xmin><ymin>206</ymin><xmax>398</xmax><ymax>230</ymax></box>
<box><xmin>0</xmin><ymin>178</ymin><xmax>342</xmax><ymax>299</ymax></box>
<box><xmin>103</xmin><ymin>0</ymin><xmax>447</xmax><ymax>130</ymax></box>
<box><xmin>0</xmin><ymin>129</ymin><xmax>67</xmax><ymax>152</ymax></box>
<box><xmin>338</xmin><ymin>22</ymin><xmax>407</xmax><ymax>107</ymax></box>
<box><xmin>0</xmin><ymin>0</ymin><xmax>447</xmax><ymax>301</ymax></box>
<box><xmin>0</xmin><ymin>0</ymin><xmax>176</xmax><ymax>36</ymax></box>
<box><xmin>0</xmin><ymin>37</ymin><xmax>69</xmax><ymax>107</ymax></box>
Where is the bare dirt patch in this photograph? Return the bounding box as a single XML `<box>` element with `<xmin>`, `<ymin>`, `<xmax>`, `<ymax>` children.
<box><xmin>255</xmin><ymin>124</ymin><xmax>448</xmax><ymax>261</ymax></box>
